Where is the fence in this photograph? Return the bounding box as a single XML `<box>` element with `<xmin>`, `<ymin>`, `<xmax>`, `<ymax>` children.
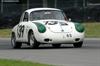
<box><xmin>0</xmin><ymin>0</ymin><xmax>100</xmax><ymax>28</ymax></box>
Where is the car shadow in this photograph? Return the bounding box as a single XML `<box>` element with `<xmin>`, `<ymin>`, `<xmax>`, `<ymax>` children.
<box><xmin>0</xmin><ymin>43</ymin><xmax>100</xmax><ymax>50</ymax></box>
<box><xmin>21</xmin><ymin>46</ymin><xmax>74</xmax><ymax>50</ymax></box>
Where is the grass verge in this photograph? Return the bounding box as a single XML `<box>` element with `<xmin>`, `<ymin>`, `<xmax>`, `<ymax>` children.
<box><xmin>0</xmin><ymin>59</ymin><xmax>53</xmax><ymax>66</ymax></box>
<box><xmin>0</xmin><ymin>22</ymin><xmax>100</xmax><ymax>38</ymax></box>
<box><xmin>0</xmin><ymin>29</ymin><xmax>11</xmax><ymax>38</ymax></box>
<box><xmin>83</xmin><ymin>22</ymin><xmax>100</xmax><ymax>38</ymax></box>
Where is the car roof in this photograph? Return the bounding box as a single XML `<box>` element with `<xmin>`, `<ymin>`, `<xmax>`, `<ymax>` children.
<box><xmin>25</xmin><ymin>8</ymin><xmax>61</xmax><ymax>13</ymax></box>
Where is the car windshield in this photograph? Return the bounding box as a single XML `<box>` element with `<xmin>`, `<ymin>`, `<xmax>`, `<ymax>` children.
<box><xmin>30</xmin><ymin>10</ymin><xmax>66</xmax><ymax>21</ymax></box>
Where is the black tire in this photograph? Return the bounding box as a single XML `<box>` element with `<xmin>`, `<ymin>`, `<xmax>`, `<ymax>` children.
<box><xmin>28</xmin><ymin>31</ymin><xmax>40</xmax><ymax>48</ymax></box>
<box><xmin>52</xmin><ymin>44</ymin><xmax>61</xmax><ymax>48</ymax></box>
<box><xmin>11</xmin><ymin>33</ymin><xmax>22</xmax><ymax>49</ymax></box>
<box><xmin>73</xmin><ymin>41</ymin><xmax>83</xmax><ymax>48</ymax></box>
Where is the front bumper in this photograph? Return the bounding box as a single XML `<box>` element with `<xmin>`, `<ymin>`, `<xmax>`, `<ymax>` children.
<box><xmin>35</xmin><ymin>30</ymin><xmax>84</xmax><ymax>44</ymax></box>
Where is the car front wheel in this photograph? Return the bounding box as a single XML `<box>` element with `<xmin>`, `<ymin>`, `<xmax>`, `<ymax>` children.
<box><xmin>11</xmin><ymin>33</ymin><xmax>22</xmax><ymax>49</ymax></box>
<box><xmin>73</xmin><ymin>41</ymin><xmax>83</xmax><ymax>48</ymax></box>
<box><xmin>28</xmin><ymin>31</ymin><xmax>40</xmax><ymax>48</ymax></box>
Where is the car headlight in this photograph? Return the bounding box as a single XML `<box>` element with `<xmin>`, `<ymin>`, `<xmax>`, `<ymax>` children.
<box><xmin>75</xmin><ymin>23</ymin><xmax>85</xmax><ymax>33</ymax></box>
<box><xmin>34</xmin><ymin>22</ymin><xmax>46</xmax><ymax>33</ymax></box>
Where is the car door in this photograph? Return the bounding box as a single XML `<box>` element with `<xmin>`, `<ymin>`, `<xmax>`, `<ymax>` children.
<box><xmin>16</xmin><ymin>12</ymin><xmax>29</xmax><ymax>42</ymax></box>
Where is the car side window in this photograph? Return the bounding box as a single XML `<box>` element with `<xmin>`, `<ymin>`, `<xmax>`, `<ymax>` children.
<box><xmin>23</xmin><ymin>12</ymin><xmax>28</xmax><ymax>22</ymax></box>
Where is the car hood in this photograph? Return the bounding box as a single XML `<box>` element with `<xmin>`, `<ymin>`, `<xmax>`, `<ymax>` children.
<box><xmin>32</xmin><ymin>19</ymin><xmax>74</xmax><ymax>33</ymax></box>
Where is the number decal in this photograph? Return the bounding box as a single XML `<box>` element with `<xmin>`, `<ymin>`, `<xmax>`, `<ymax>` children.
<box><xmin>17</xmin><ymin>25</ymin><xmax>25</xmax><ymax>38</ymax></box>
<box><xmin>66</xmin><ymin>34</ymin><xmax>72</xmax><ymax>37</ymax></box>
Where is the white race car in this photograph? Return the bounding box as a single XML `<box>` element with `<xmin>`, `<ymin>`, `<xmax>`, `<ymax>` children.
<box><xmin>11</xmin><ymin>8</ymin><xmax>85</xmax><ymax>49</ymax></box>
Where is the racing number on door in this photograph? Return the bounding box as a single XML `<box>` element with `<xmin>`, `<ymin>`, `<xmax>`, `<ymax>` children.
<box><xmin>17</xmin><ymin>25</ymin><xmax>25</xmax><ymax>38</ymax></box>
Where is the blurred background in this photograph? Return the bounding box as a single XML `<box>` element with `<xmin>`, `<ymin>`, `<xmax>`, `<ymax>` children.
<box><xmin>0</xmin><ymin>0</ymin><xmax>100</xmax><ymax>28</ymax></box>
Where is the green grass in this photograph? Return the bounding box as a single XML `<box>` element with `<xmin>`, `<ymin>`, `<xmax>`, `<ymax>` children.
<box><xmin>0</xmin><ymin>59</ymin><xmax>53</xmax><ymax>66</ymax></box>
<box><xmin>83</xmin><ymin>22</ymin><xmax>100</xmax><ymax>38</ymax></box>
<box><xmin>0</xmin><ymin>22</ymin><xmax>100</xmax><ymax>38</ymax></box>
<box><xmin>0</xmin><ymin>29</ymin><xmax>11</xmax><ymax>38</ymax></box>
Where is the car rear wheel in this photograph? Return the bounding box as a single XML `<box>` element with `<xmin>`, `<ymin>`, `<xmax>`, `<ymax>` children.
<box><xmin>52</xmin><ymin>44</ymin><xmax>61</xmax><ymax>48</ymax></box>
<box><xmin>73</xmin><ymin>41</ymin><xmax>83</xmax><ymax>48</ymax></box>
<box><xmin>28</xmin><ymin>31</ymin><xmax>40</xmax><ymax>48</ymax></box>
<box><xmin>11</xmin><ymin>33</ymin><xmax>22</xmax><ymax>49</ymax></box>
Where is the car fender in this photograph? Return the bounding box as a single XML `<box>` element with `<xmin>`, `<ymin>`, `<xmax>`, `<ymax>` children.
<box><xmin>25</xmin><ymin>22</ymin><xmax>41</xmax><ymax>42</ymax></box>
<box><xmin>12</xmin><ymin>25</ymin><xmax>19</xmax><ymax>40</ymax></box>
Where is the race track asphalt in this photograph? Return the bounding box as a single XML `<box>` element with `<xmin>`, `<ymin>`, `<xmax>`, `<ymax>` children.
<box><xmin>0</xmin><ymin>38</ymin><xmax>100</xmax><ymax>66</ymax></box>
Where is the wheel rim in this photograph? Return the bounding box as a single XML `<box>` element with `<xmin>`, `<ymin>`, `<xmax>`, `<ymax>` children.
<box><xmin>11</xmin><ymin>36</ymin><xmax>16</xmax><ymax>47</ymax></box>
<box><xmin>30</xmin><ymin>32</ymin><xmax>35</xmax><ymax>46</ymax></box>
